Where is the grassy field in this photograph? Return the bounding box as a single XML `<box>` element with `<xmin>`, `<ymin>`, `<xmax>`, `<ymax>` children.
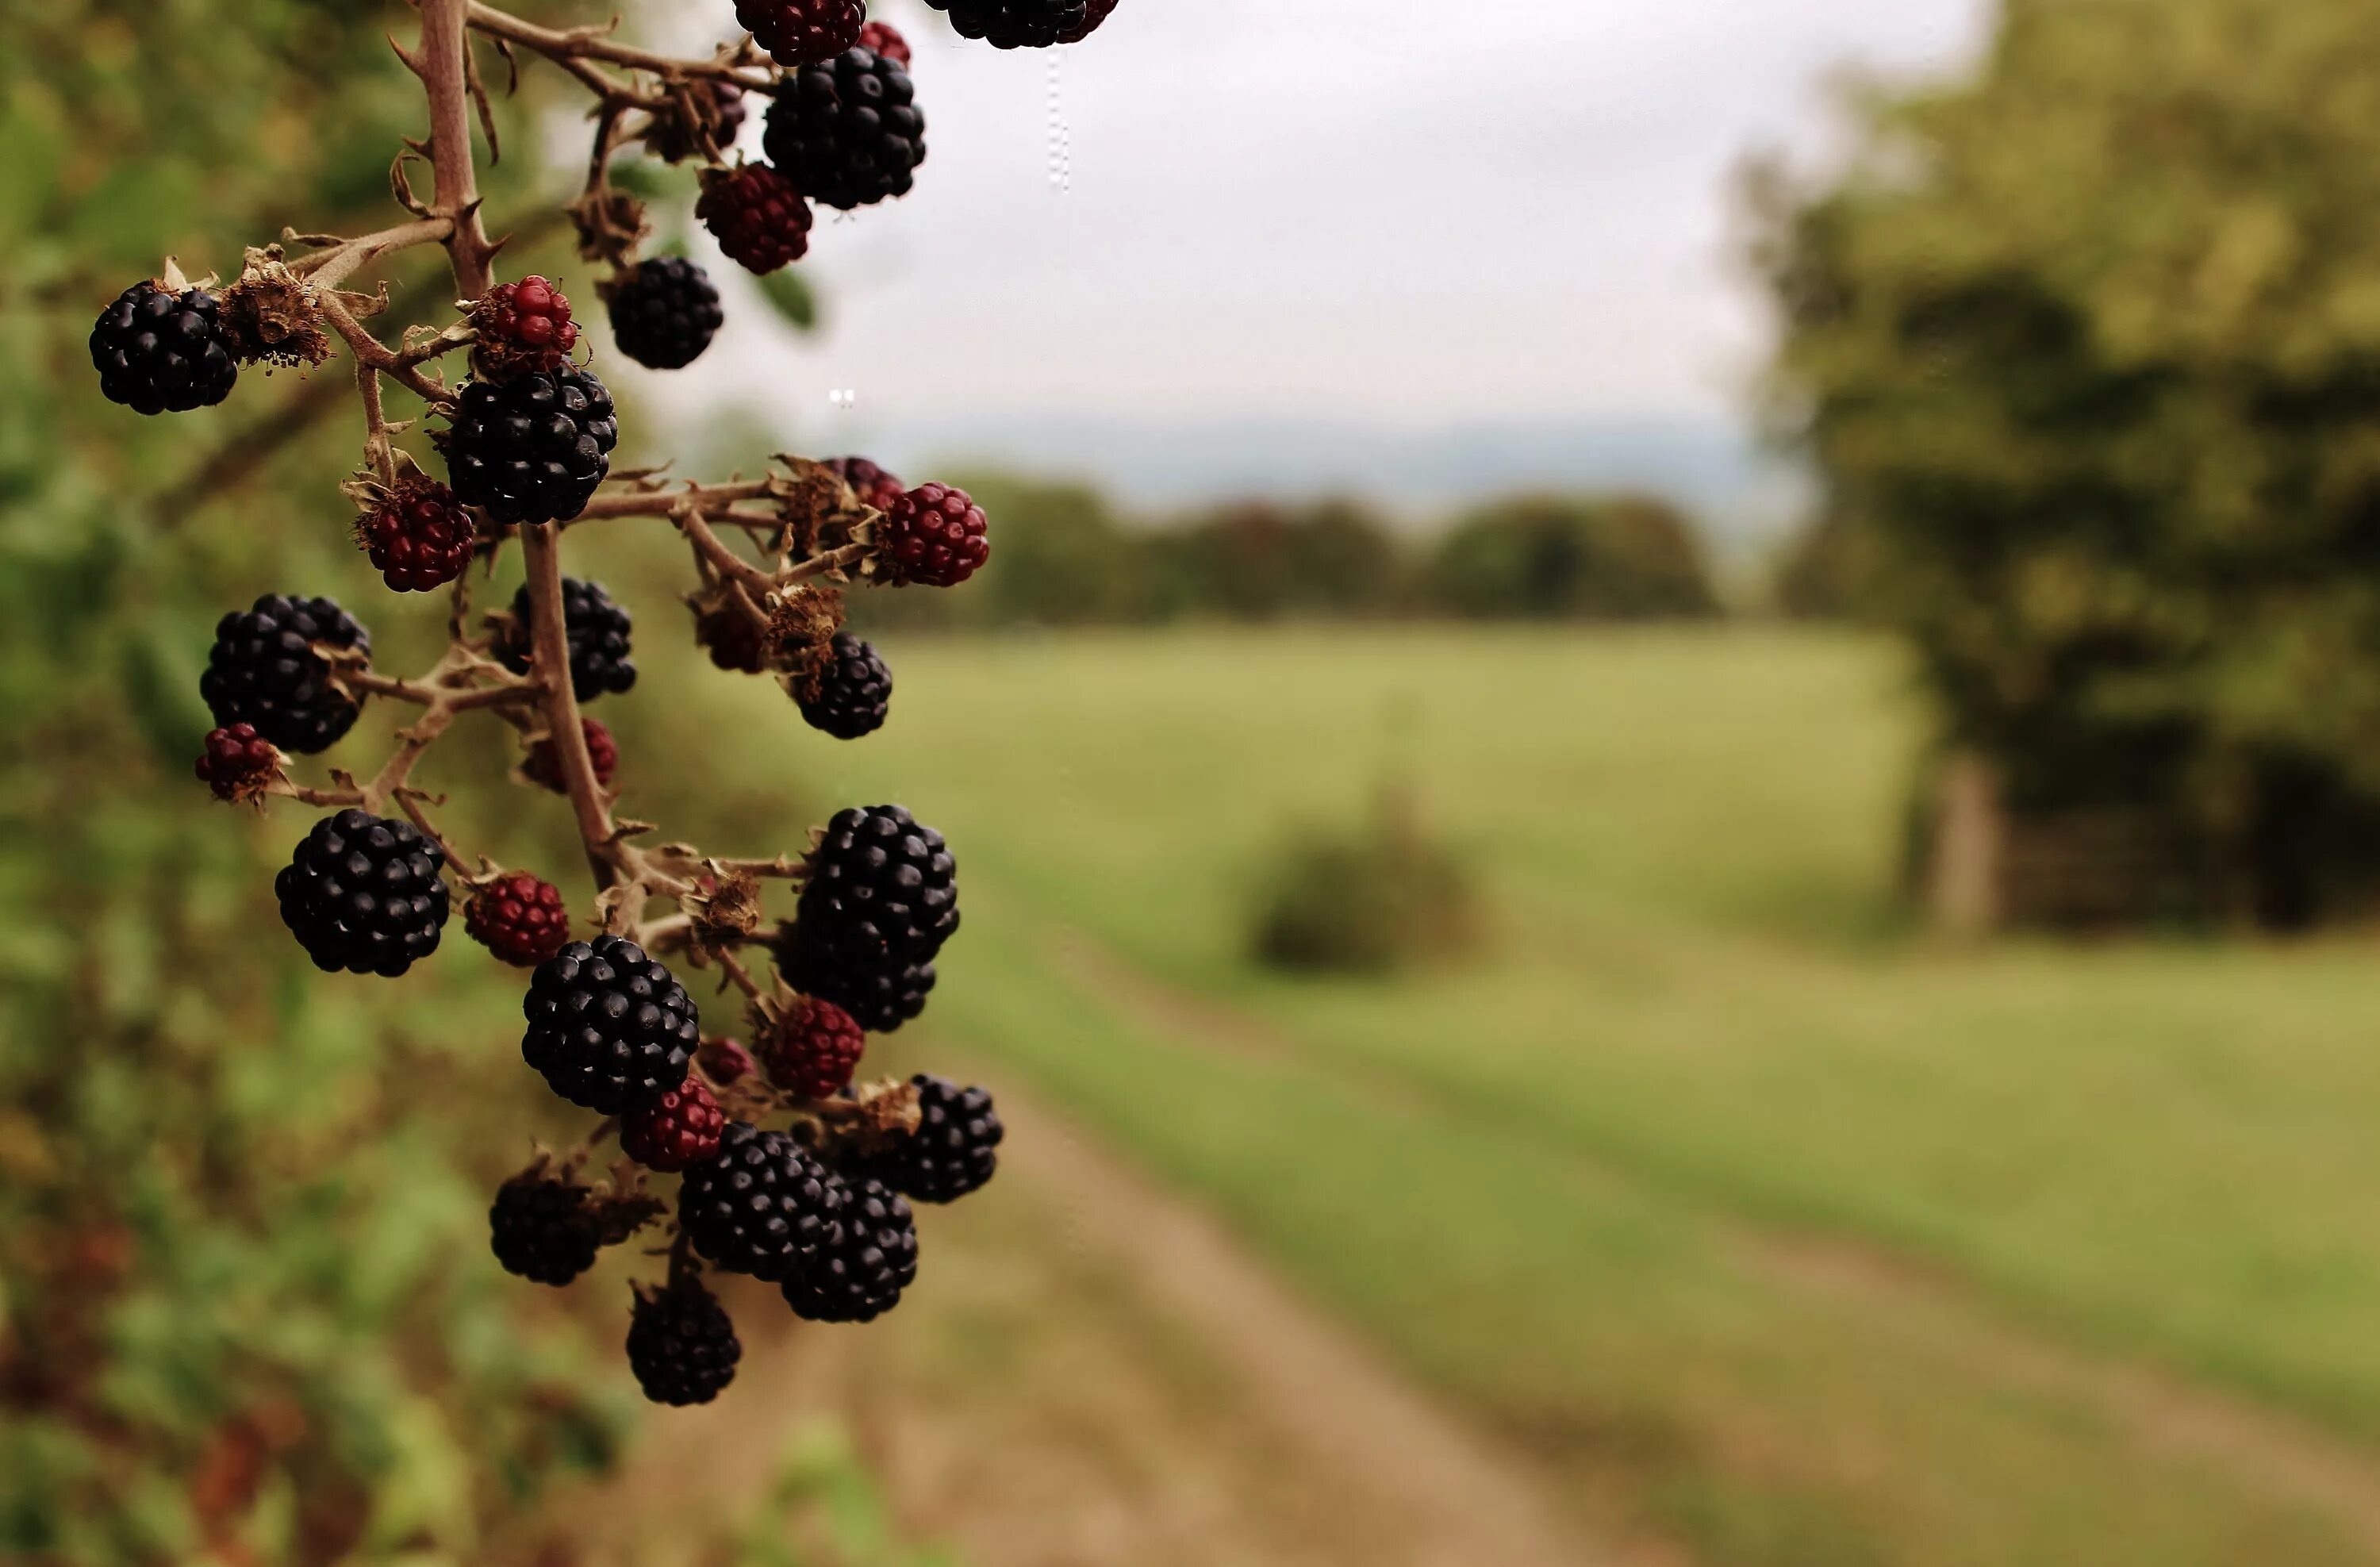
<box><xmin>612</xmin><ymin>623</ymin><xmax>2380</xmax><ymax>1565</ymax></box>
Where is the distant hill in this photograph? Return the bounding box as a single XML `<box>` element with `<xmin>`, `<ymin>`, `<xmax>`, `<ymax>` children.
<box><xmin>856</xmin><ymin>413</ymin><xmax>1811</xmax><ymax>561</ymax></box>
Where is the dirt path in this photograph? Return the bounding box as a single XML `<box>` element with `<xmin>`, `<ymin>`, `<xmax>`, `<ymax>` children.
<box><xmin>987</xmin><ymin>1082</ymin><xmax>1626</xmax><ymax>1567</ymax></box>
<box><xmin>1058</xmin><ymin>938</ymin><xmax>2380</xmax><ymax>1560</ymax></box>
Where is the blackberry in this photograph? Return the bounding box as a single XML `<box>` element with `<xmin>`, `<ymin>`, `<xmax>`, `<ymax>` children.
<box><xmin>627</xmin><ymin>1281</ymin><xmax>743</xmax><ymax>1405</ymax></box>
<box><xmin>782</xmin><ymin>1177</ymin><xmax>916</xmax><ymax>1323</ymax></box>
<box><xmin>795</xmin><ymin>632</ymin><xmax>892</xmax><ymax>740</ymax></box>
<box><xmin>471</xmin><ymin>275</ymin><xmax>580</xmax><ymax>379</ymax></box>
<box><xmin>755</xmin><ymin>994</ymin><xmax>868</xmax><ymax>1099</ymax></box>
<box><xmin>828</xmin><ymin>455</ymin><xmax>907</xmax><ymax>513</ymax></box>
<box><xmin>443</xmin><ymin>367</ymin><xmax>618</xmax><ymax>525</ymax></box>
<box><xmin>521</xmin><ymin>935</ymin><xmax>700</xmax><ymax>1114</ymax></box>
<box><xmin>465</xmin><ymin>870</ymin><xmax>572</xmax><ymax>967</ymax></box>
<box><xmin>858</xmin><ymin>21</ymin><xmax>912</xmax><ymax>64</ymax></box>
<box><xmin>620</xmin><ymin>1075</ymin><xmax>727</xmax><ymax>1172</ymax></box>
<box><xmin>696</xmin><ymin>602</ymin><xmax>773</xmax><ymax>674</ymax></box>
<box><xmin>865</xmin><ymin>1075</ymin><xmax>1001</xmax><ymax>1203</ymax></box>
<box><xmin>1058</xmin><ymin>0</ymin><xmax>1119</xmax><ymax>43</ymax></box>
<box><xmin>498</xmin><ymin>577</ymin><xmax>638</xmax><ymax>701</ymax></box>
<box><xmin>200</xmin><ymin>593</ymin><xmax>370</xmax><ymax>755</ymax></box>
<box><xmin>524</xmin><ymin>717</ymin><xmax>620</xmax><ymax>793</ymax></box>
<box><xmin>647</xmin><ymin>80</ymin><xmax>747</xmax><ymax>163</ymax></box>
<box><xmin>90</xmin><ymin>281</ymin><xmax>238</xmax><ymax>415</ymax></box>
<box><xmin>275</xmin><ymin>810</ymin><xmax>450</xmax><ymax>977</ymax></box>
<box><xmin>701</xmin><ymin>1035</ymin><xmax>761</xmax><ymax>1085</ymax></box>
<box><xmin>605</xmin><ymin>257</ymin><xmax>724</xmax><ymax>371</ymax></box>
<box><xmin>921</xmin><ymin>0</ymin><xmax>1089</xmax><ymax>49</ymax></box>
<box><xmin>678</xmin><ymin>1121</ymin><xmax>844</xmax><ymax>1281</ymax></box>
<box><xmin>737</xmin><ymin>0</ymin><xmax>864</xmax><ymax>66</ymax></box>
<box><xmin>762</xmin><ymin>46</ymin><xmax>927</xmax><ymax>211</ymax></box>
<box><xmin>779</xmin><ymin>936</ymin><xmax>936</xmax><ymax>1034</ymax></box>
<box><xmin>797</xmin><ymin>805</ymin><xmax>960</xmax><ymax>966</ymax></box>
<box><xmin>194</xmin><ymin>724</ymin><xmax>279</xmax><ymax>801</ymax></box>
<box><xmin>697</xmin><ymin>163</ymin><xmax>812</xmax><ymax>275</ymax></box>
<box><xmin>878</xmin><ymin>483</ymin><xmax>989</xmax><ymax>587</ymax></box>
<box><xmin>489</xmin><ymin>1174</ymin><xmax>602</xmax><ymax>1286</ymax></box>
<box><xmin>358</xmin><ymin>478</ymin><xmax>476</xmax><ymax>593</ymax></box>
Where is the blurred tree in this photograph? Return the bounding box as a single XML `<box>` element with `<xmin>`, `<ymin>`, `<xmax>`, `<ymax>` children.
<box><xmin>1752</xmin><ymin>0</ymin><xmax>2380</xmax><ymax>927</ymax></box>
<box><xmin>1150</xmin><ymin>498</ymin><xmax>1404</xmax><ymax>620</ymax></box>
<box><xmin>1421</xmin><ymin>494</ymin><xmax>1719</xmax><ymax>621</ymax></box>
<box><xmin>0</xmin><ymin>6</ymin><xmax>641</xmax><ymax>1561</ymax></box>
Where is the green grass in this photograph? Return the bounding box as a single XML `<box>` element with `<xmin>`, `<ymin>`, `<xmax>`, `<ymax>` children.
<box><xmin>629</xmin><ymin>624</ymin><xmax>2380</xmax><ymax>1566</ymax></box>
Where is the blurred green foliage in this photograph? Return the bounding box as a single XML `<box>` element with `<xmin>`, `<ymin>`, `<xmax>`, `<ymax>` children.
<box><xmin>1755</xmin><ymin>0</ymin><xmax>2380</xmax><ymax>924</ymax></box>
<box><xmin>852</xmin><ymin>476</ymin><xmax>1718</xmax><ymax>630</ymax></box>
<box><xmin>0</xmin><ymin>5</ymin><xmax>652</xmax><ymax>1561</ymax></box>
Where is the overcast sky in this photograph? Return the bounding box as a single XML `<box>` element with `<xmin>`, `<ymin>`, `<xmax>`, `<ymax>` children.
<box><xmin>633</xmin><ymin>0</ymin><xmax>1989</xmax><ymax>462</ymax></box>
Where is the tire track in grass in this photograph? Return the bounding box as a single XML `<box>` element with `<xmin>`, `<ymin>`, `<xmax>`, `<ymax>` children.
<box><xmin>1048</xmin><ymin>934</ymin><xmax>2380</xmax><ymax>1559</ymax></box>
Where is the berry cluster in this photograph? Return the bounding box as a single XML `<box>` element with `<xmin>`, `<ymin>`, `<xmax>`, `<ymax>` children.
<box><xmin>121</xmin><ymin>0</ymin><xmax>1119</xmax><ymax>1411</ymax></box>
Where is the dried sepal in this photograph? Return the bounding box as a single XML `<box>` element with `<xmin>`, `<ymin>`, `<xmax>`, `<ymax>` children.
<box><xmin>570</xmin><ymin>186</ymin><xmax>651</xmax><ymax>270</ymax></box>
<box><xmin>685</xmin><ymin>867</ymin><xmax>764</xmax><ymax>951</ymax></box>
<box><xmin>218</xmin><ymin>248</ymin><xmax>332</xmax><ymax>369</ymax></box>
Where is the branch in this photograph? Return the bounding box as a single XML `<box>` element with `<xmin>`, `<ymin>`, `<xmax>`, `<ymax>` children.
<box><xmin>420</xmin><ymin>0</ymin><xmax>501</xmax><ymax>298</ymax></box>
<box><xmin>465</xmin><ymin>2</ymin><xmax>777</xmax><ymax>96</ymax></box>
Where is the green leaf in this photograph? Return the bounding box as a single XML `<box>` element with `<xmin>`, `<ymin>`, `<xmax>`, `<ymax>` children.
<box><xmin>756</xmin><ymin>266</ymin><xmax>820</xmax><ymax>332</ymax></box>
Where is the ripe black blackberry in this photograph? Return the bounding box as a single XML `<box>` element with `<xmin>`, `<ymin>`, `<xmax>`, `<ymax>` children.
<box><xmin>489</xmin><ymin>1173</ymin><xmax>603</xmax><ymax>1287</ymax></box>
<box><xmin>90</xmin><ymin>281</ymin><xmax>239</xmax><ymax>415</ymax></box>
<box><xmin>863</xmin><ymin>1074</ymin><xmax>1002</xmax><ymax>1203</ymax></box>
<box><xmin>605</xmin><ymin>257</ymin><xmax>724</xmax><ymax>371</ymax></box>
<box><xmin>442</xmin><ymin>367</ymin><xmax>618</xmax><ymax>524</ymax></box>
<box><xmin>762</xmin><ymin>46</ymin><xmax>927</xmax><ymax>211</ymax></box>
<box><xmin>200</xmin><ymin>593</ymin><xmax>370</xmax><ymax>755</ymax></box>
<box><xmin>795</xmin><ymin>632</ymin><xmax>892</xmax><ymax>740</ymax></box>
<box><xmin>627</xmin><ymin>1281</ymin><xmax>743</xmax><ymax>1405</ymax></box>
<box><xmin>737</xmin><ymin>0</ymin><xmax>864</xmax><ymax>65</ymax></box>
<box><xmin>678</xmin><ymin>1122</ymin><xmax>844</xmax><ymax>1281</ymax></box>
<box><xmin>520</xmin><ymin>936</ymin><xmax>700</xmax><ymax>1113</ymax></box>
<box><xmin>497</xmin><ymin>577</ymin><xmax>638</xmax><ymax>701</ymax></box>
<box><xmin>922</xmin><ymin>0</ymin><xmax>1089</xmax><ymax>49</ymax></box>
<box><xmin>777</xmin><ymin>935</ymin><xmax>935</xmax><ymax>1034</ymax></box>
<box><xmin>782</xmin><ymin>1177</ymin><xmax>917</xmax><ymax>1323</ymax></box>
<box><xmin>275</xmin><ymin>810</ymin><xmax>450</xmax><ymax>977</ymax></box>
<box><xmin>796</xmin><ymin>805</ymin><xmax>960</xmax><ymax>967</ymax></box>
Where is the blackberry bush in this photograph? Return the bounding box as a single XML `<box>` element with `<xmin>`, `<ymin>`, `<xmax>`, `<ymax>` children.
<box><xmin>132</xmin><ymin>0</ymin><xmax>1097</xmax><ymax>1407</ymax></box>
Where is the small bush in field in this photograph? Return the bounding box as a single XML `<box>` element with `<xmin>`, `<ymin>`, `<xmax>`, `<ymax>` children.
<box><xmin>1253</xmin><ymin>786</ymin><xmax>1480</xmax><ymax>974</ymax></box>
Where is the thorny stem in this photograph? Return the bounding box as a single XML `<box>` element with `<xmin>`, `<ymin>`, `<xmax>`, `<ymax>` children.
<box><xmin>465</xmin><ymin>2</ymin><xmax>777</xmax><ymax>98</ymax></box>
<box><xmin>417</xmin><ymin>0</ymin><xmax>500</xmax><ymax>298</ymax></box>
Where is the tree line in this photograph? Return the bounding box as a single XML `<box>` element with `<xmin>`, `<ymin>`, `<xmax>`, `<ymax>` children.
<box><xmin>850</xmin><ymin>476</ymin><xmax>1722</xmax><ymax>629</ymax></box>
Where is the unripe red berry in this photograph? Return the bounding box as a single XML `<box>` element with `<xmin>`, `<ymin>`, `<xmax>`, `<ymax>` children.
<box><xmin>697</xmin><ymin>165</ymin><xmax>813</xmax><ymax>275</ymax></box>
<box><xmin>465</xmin><ymin>871</ymin><xmax>573</xmax><ymax>967</ymax></box>
<box><xmin>195</xmin><ymin>723</ymin><xmax>281</xmax><ymax>801</ymax></box>
<box><xmin>473</xmin><ymin>276</ymin><xmax>580</xmax><ymax>378</ymax></box>
<box><xmin>756</xmin><ymin>995</ymin><xmax>868</xmax><ymax>1100</ymax></box>
<box><xmin>524</xmin><ymin>718</ymin><xmax>619</xmax><ymax>793</ymax></box>
<box><xmin>621</xmin><ymin>1075</ymin><xmax>727</xmax><ymax>1171</ymax></box>
<box><xmin>700</xmin><ymin>1036</ymin><xmax>759</xmax><ymax>1085</ymax></box>
<box><xmin>827</xmin><ymin>455</ymin><xmax>906</xmax><ymax>513</ymax></box>
<box><xmin>858</xmin><ymin>21</ymin><xmax>912</xmax><ymax>64</ymax></box>
<box><xmin>357</xmin><ymin>478</ymin><xmax>475</xmax><ymax>593</ymax></box>
<box><xmin>879</xmin><ymin>482</ymin><xmax>990</xmax><ymax>587</ymax></box>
